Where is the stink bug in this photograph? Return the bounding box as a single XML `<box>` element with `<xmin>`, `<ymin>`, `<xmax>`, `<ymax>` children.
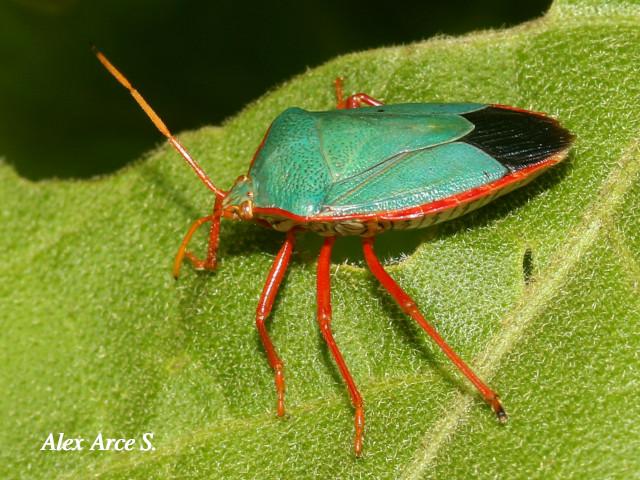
<box><xmin>94</xmin><ymin>49</ymin><xmax>574</xmax><ymax>456</ymax></box>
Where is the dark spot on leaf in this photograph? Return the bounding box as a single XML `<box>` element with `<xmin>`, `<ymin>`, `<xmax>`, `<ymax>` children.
<box><xmin>523</xmin><ymin>247</ymin><xmax>534</xmax><ymax>285</ymax></box>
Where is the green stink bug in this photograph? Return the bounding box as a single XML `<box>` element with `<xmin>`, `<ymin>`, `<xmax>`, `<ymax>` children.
<box><xmin>95</xmin><ymin>49</ymin><xmax>574</xmax><ymax>456</ymax></box>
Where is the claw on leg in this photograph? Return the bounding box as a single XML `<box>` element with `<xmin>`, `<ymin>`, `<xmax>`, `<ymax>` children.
<box><xmin>490</xmin><ymin>394</ymin><xmax>508</xmax><ymax>423</ymax></box>
<box><xmin>274</xmin><ymin>364</ymin><xmax>285</xmax><ymax>417</ymax></box>
<box><xmin>183</xmin><ymin>251</ymin><xmax>217</xmax><ymax>271</ymax></box>
<box><xmin>354</xmin><ymin>405</ymin><xmax>364</xmax><ymax>457</ymax></box>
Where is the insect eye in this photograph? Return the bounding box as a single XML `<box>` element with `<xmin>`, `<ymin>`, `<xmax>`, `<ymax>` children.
<box><xmin>376</xmin><ymin>109</ymin><xmax>385</xmax><ymax>113</ymax></box>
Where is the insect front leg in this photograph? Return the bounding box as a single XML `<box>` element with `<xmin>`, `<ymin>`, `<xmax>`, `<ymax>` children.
<box><xmin>361</xmin><ymin>236</ymin><xmax>507</xmax><ymax>422</ymax></box>
<box><xmin>172</xmin><ymin>196</ymin><xmax>223</xmax><ymax>278</ymax></box>
<box><xmin>317</xmin><ymin>236</ymin><xmax>365</xmax><ymax>456</ymax></box>
<box><xmin>255</xmin><ymin>230</ymin><xmax>296</xmax><ymax>417</ymax></box>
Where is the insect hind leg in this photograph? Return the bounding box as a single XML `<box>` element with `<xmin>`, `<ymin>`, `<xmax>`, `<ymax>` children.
<box><xmin>361</xmin><ymin>236</ymin><xmax>507</xmax><ymax>422</ymax></box>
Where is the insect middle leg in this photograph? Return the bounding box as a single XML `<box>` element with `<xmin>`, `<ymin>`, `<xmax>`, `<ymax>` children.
<box><xmin>317</xmin><ymin>236</ymin><xmax>365</xmax><ymax>456</ymax></box>
<box><xmin>361</xmin><ymin>236</ymin><xmax>507</xmax><ymax>422</ymax></box>
<box><xmin>333</xmin><ymin>77</ymin><xmax>384</xmax><ymax>109</ymax></box>
<box><xmin>256</xmin><ymin>230</ymin><xmax>296</xmax><ymax>417</ymax></box>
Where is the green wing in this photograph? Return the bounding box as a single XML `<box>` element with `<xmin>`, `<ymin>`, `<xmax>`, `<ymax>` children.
<box><xmin>320</xmin><ymin>142</ymin><xmax>507</xmax><ymax>216</ymax></box>
<box><xmin>250</xmin><ymin>104</ymin><xmax>507</xmax><ymax>217</ymax></box>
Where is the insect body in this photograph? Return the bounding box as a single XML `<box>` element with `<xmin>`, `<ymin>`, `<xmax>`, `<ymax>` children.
<box><xmin>225</xmin><ymin>102</ymin><xmax>573</xmax><ymax>237</ymax></box>
<box><xmin>95</xmin><ymin>49</ymin><xmax>574</xmax><ymax>456</ymax></box>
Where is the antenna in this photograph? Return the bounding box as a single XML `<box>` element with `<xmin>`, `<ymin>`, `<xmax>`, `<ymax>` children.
<box><xmin>93</xmin><ymin>46</ymin><xmax>225</xmax><ymax>199</ymax></box>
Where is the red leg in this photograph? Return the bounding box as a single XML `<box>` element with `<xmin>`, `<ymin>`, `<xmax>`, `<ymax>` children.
<box><xmin>334</xmin><ymin>77</ymin><xmax>347</xmax><ymax>109</ymax></box>
<box><xmin>172</xmin><ymin>215</ymin><xmax>211</xmax><ymax>278</ymax></box>
<box><xmin>362</xmin><ymin>237</ymin><xmax>507</xmax><ymax>422</ymax></box>
<box><xmin>346</xmin><ymin>93</ymin><xmax>384</xmax><ymax>109</ymax></box>
<box><xmin>256</xmin><ymin>230</ymin><xmax>296</xmax><ymax>417</ymax></box>
<box><xmin>172</xmin><ymin>196</ymin><xmax>223</xmax><ymax>279</ymax></box>
<box><xmin>334</xmin><ymin>77</ymin><xmax>384</xmax><ymax>110</ymax></box>
<box><xmin>317</xmin><ymin>236</ymin><xmax>365</xmax><ymax>456</ymax></box>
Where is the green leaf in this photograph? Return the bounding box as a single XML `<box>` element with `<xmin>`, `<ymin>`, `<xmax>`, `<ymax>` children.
<box><xmin>1</xmin><ymin>0</ymin><xmax>638</xmax><ymax>477</ymax></box>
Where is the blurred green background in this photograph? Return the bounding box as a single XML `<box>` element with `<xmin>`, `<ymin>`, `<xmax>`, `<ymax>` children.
<box><xmin>0</xmin><ymin>0</ymin><xmax>550</xmax><ymax>180</ymax></box>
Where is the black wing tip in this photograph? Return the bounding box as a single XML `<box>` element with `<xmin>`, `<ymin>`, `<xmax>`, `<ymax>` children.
<box><xmin>461</xmin><ymin>106</ymin><xmax>575</xmax><ymax>172</ymax></box>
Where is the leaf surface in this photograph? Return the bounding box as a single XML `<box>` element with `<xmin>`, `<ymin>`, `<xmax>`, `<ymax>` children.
<box><xmin>1</xmin><ymin>0</ymin><xmax>638</xmax><ymax>478</ymax></box>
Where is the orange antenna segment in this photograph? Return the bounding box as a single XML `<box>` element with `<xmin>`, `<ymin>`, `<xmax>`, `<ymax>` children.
<box><xmin>93</xmin><ymin>46</ymin><xmax>225</xmax><ymax>198</ymax></box>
